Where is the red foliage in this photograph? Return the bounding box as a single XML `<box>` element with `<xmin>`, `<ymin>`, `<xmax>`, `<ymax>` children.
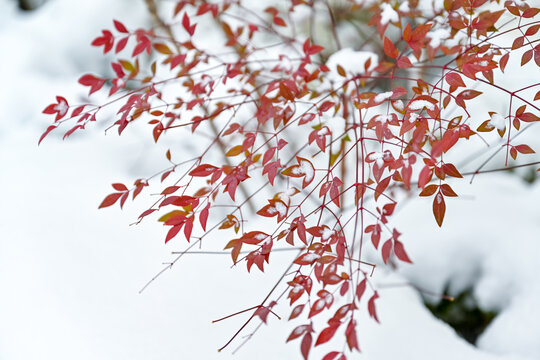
<box><xmin>41</xmin><ymin>0</ymin><xmax>540</xmax><ymax>358</ymax></box>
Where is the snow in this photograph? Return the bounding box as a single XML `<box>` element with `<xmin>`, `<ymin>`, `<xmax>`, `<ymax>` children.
<box><xmin>54</xmin><ymin>99</ymin><xmax>69</xmax><ymax>116</ymax></box>
<box><xmin>489</xmin><ymin>113</ymin><xmax>507</xmax><ymax>131</ymax></box>
<box><xmin>273</xmin><ymin>201</ymin><xmax>288</xmax><ymax>218</ymax></box>
<box><xmin>409</xmin><ymin>100</ymin><xmax>436</xmax><ymax>111</ymax></box>
<box><xmin>428</xmin><ymin>28</ymin><xmax>450</xmax><ymax>48</ymax></box>
<box><xmin>374</xmin><ymin>91</ymin><xmax>394</xmax><ymax>103</ymax></box>
<box><xmin>398</xmin><ymin>1</ymin><xmax>410</xmax><ymax>13</ymax></box>
<box><xmin>391</xmin><ymin>175</ymin><xmax>540</xmax><ymax>360</ymax></box>
<box><xmin>301</xmin><ymin>253</ymin><xmax>321</xmax><ymax>263</ymax></box>
<box><xmin>408</xmin><ymin>112</ymin><xmax>420</xmax><ymax>122</ymax></box>
<box><xmin>380</xmin><ymin>3</ymin><xmax>399</xmax><ymax>25</ymax></box>
<box><xmin>297</xmin><ymin>158</ymin><xmax>315</xmax><ymax>183</ymax></box>
<box><xmin>255</xmin><ymin>233</ymin><xmax>268</xmax><ymax>241</ymax></box>
<box><xmin>375</xmin><ymin>114</ymin><xmax>392</xmax><ymax>123</ymax></box>
<box><xmin>286</xmin><ymin>187</ymin><xmax>297</xmax><ymax>196</ymax></box>
<box><xmin>393</xmin><ymin>99</ymin><xmax>404</xmax><ymax>111</ymax></box>
<box><xmin>2</xmin><ymin>1</ymin><xmax>540</xmax><ymax>360</ymax></box>
<box><xmin>322</xmin><ymin>228</ymin><xmax>334</xmax><ymax>241</ymax></box>
<box><xmin>318</xmin><ymin>127</ymin><xmax>330</xmax><ymax>136</ymax></box>
<box><xmin>291</xmin><ymin>325</ymin><xmax>305</xmax><ymax>336</ymax></box>
<box><xmin>314</xmin><ymin>299</ymin><xmax>325</xmax><ymax>310</ymax></box>
<box><xmin>367</xmin><ymin>151</ymin><xmax>386</xmax><ymax>167</ymax></box>
<box><xmin>326</xmin><ymin>47</ymin><xmax>379</xmax><ymax>77</ymax></box>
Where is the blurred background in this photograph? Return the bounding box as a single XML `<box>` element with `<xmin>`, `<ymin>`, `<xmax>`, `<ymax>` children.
<box><xmin>1</xmin><ymin>0</ymin><xmax>540</xmax><ymax>359</ymax></box>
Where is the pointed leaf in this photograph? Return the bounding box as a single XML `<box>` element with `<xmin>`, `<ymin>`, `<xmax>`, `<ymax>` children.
<box><xmin>98</xmin><ymin>193</ymin><xmax>122</xmax><ymax>209</ymax></box>
<box><xmin>432</xmin><ymin>192</ymin><xmax>446</xmax><ymax>227</ymax></box>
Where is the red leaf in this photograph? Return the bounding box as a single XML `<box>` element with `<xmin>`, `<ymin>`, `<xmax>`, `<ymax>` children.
<box><xmin>170</xmin><ymin>54</ymin><xmax>187</xmax><ymax>69</ymax></box>
<box><xmin>356</xmin><ymin>279</ymin><xmax>367</xmax><ymax>301</ymax></box>
<box><xmin>115</xmin><ymin>37</ymin><xmax>128</xmax><ymax>53</ymax></box>
<box><xmin>282</xmin><ymin>157</ymin><xmax>315</xmax><ymax>188</ymax></box>
<box><xmin>418</xmin><ymin>165</ymin><xmax>433</xmax><ymax>189</ymax></box>
<box><xmin>189</xmin><ymin>164</ymin><xmax>218</xmax><ymax>177</ymax></box>
<box><xmin>519</xmin><ymin>112</ymin><xmax>540</xmax><ymax>122</ymax></box>
<box><xmin>441</xmin><ymin>163</ymin><xmax>462</xmax><ymax>178</ymax></box>
<box><xmin>457</xmin><ymin>89</ymin><xmax>482</xmax><ymax>101</ymax></box>
<box><xmin>367</xmin><ymin>292</ymin><xmax>380</xmax><ymax>323</ymax></box>
<box><xmin>345</xmin><ymin>320</ymin><xmax>359</xmax><ymax>351</ymax></box>
<box><xmin>153</xmin><ymin>123</ymin><xmax>164</xmax><ymax>143</ymax></box>
<box><xmin>510</xmin><ymin>147</ymin><xmax>518</xmax><ymax>160</ymax></box>
<box><xmin>113</xmin><ymin>19</ymin><xmax>128</xmax><ymax>33</ymax></box>
<box><xmin>42</xmin><ymin>104</ymin><xmax>57</xmax><ymax>115</ymax></box>
<box><xmin>161</xmin><ymin>186</ymin><xmax>180</xmax><ymax>195</ymax></box>
<box><xmin>433</xmin><ymin>192</ymin><xmax>446</xmax><ymax>227</ymax></box>
<box><xmin>392</xmin><ymin>86</ymin><xmax>408</xmax><ymax>98</ymax></box>
<box><xmin>138</xmin><ymin>209</ymin><xmax>157</xmax><ymax>219</ymax></box>
<box><xmin>184</xmin><ymin>218</ymin><xmax>193</xmax><ymax>241</ymax></box>
<box><xmin>196</xmin><ymin>3</ymin><xmax>218</xmax><ymax>17</ymax></box>
<box><xmin>257</xmin><ymin>199</ymin><xmax>288</xmax><ymax>222</ymax></box>
<box><xmin>273</xmin><ymin>15</ymin><xmax>286</xmax><ymax>27</ymax></box>
<box><xmin>403</xmin><ymin>23</ymin><xmax>412</xmax><ymax>42</ymax></box>
<box><xmin>119</xmin><ymin>191</ymin><xmax>129</xmax><ymax>209</ymax></box>
<box><xmin>43</xmin><ymin>96</ymin><xmax>69</xmax><ymax>121</ymax></box>
<box><xmin>440</xmin><ymin>184</ymin><xmax>458</xmax><ymax>197</ymax></box>
<box><xmin>38</xmin><ymin>125</ymin><xmax>57</xmax><ymax>145</ymax></box>
<box><xmin>382</xmin><ymin>239</ymin><xmax>393</xmax><ymax>264</ymax></box>
<box><xmin>309</xmin><ymin>299</ymin><xmax>325</xmax><ymax>318</ymax></box>
<box><xmin>303</xmin><ymin>39</ymin><xmax>324</xmax><ymax>55</ymax></box>
<box><xmin>521</xmin><ymin>49</ymin><xmax>533</xmax><ymax>66</ymax></box>
<box><xmin>294</xmin><ymin>252</ymin><xmax>320</xmax><ymax>266</ymax></box>
<box><xmin>71</xmin><ymin>105</ymin><xmax>85</xmax><ymax>117</ymax></box>
<box><xmin>263</xmin><ymin>160</ymin><xmax>281</xmax><ymax>185</ymax></box>
<box><xmin>315</xmin><ymin>324</ymin><xmax>339</xmax><ymax>346</ymax></box>
<box><xmin>522</xmin><ymin>8</ymin><xmax>540</xmax><ymax>18</ymax></box>
<box><xmin>182</xmin><ymin>13</ymin><xmax>196</xmax><ymax>36</ymax></box>
<box><xmin>98</xmin><ymin>193</ymin><xmax>122</xmax><ymax>209</ymax></box>
<box><xmin>319</xmin><ymin>101</ymin><xmax>335</xmax><ymax>113</ymax></box>
<box><xmin>199</xmin><ymin>203</ymin><xmax>210</xmax><ymax>231</ymax></box>
<box><xmin>301</xmin><ymin>333</ymin><xmax>312</xmax><ymax>360</ymax></box>
<box><xmin>397</xmin><ymin>56</ymin><xmax>413</xmax><ymax>68</ymax></box>
<box><xmin>445</xmin><ymin>72</ymin><xmax>466</xmax><ymax>87</ymax></box>
<box><xmin>419</xmin><ymin>184</ymin><xmax>438</xmax><ymax>196</ymax></box>
<box><xmin>394</xmin><ymin>240</ymin><xmax>412</xmax><ymax>263</ymax></box>
<box><xmin>112</xmin><ymin>183</ymin><xmax>128</xmax><ymax>191</ymax></box>
<box><xmin>91</xmin><ymin>30</ymin><xmax>114</xmax><ymax>53</ymax></box>
<box><xmin>383</xmin><ymin>37</ymin><xmax>398</xmax><ymax>59</ymax></box>
<box><xmin>297</xmin><ymin>220</ymin><xmax>307</xmax><ymax>245</ymax></box>
<box><xmin>165</xmin><ymin>225</ymin><xmax>182</xmax><ymax>243</ymax></box>
<box><xmin>339</xmin><ymin>281</ymin><xmax>349</xmax><ymax>296</ymax></box>
<box><xmin>298</xmin><ymin>113</ymin><xmax>315</xmax><ymax>125</ymax></box>
<box><xmin>512</xmin><ymin>36</ymin><xmax>524</xmax><ymax>50</ymax></box>
<box><xmin>322</xmin><ymin>352</ymin><xmax>340</xmax><ymax>360</ymax></box>
<box><xmin>63</xmin><ymin>125</ymin><xmax>83</xmax><ymax>139</ymax></box>
<box><xmin>287</xmin><ymin>325</ymin><xmax>309</xmax><ymax>342</ymax></box>
<box><xmin>79</xmin><ymin>74</ymin><xmax>105</xmax><ymax>95</ymax></box>
<box><xmin>374</xmin><ymin>176</ymin><xmax>391</xmax><ymax>201</ymax></box>
<box><xmin>289</xmin><ymin>304</ymin><xmax>305</xmax><ymax>320</ymax></box>
<box><xmin>515</xmin><ymin>144</ymin><xmax>535</xmax><ymax>154</ymax></box>
<box><xmin>499</xmin><ymin>53</ymin><xmax>510</xmax><ymax>73</ymax></box>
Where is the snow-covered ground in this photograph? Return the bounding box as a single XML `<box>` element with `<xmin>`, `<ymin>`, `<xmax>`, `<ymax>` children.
<box><xmin>1</xmin><ymin>1</ymin><xmax>540</xmax><ymax>359</ymax></box>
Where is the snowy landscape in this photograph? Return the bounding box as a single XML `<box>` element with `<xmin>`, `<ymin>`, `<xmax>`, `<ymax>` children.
<box><xmin>1</xmin><ymin>0</ymin><xmax>540</xmax><ymax>359</ymax></box>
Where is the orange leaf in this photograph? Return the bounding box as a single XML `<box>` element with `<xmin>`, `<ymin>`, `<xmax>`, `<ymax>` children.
<box><xmin>383</xmin><ymin>37</ymin><xmax>398</xmax><ymax>59</ymax></box>
<box><xmin>226</xmin><ymin>145</ymin><xmax>244</xmax><ymax>157</ymax></box>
